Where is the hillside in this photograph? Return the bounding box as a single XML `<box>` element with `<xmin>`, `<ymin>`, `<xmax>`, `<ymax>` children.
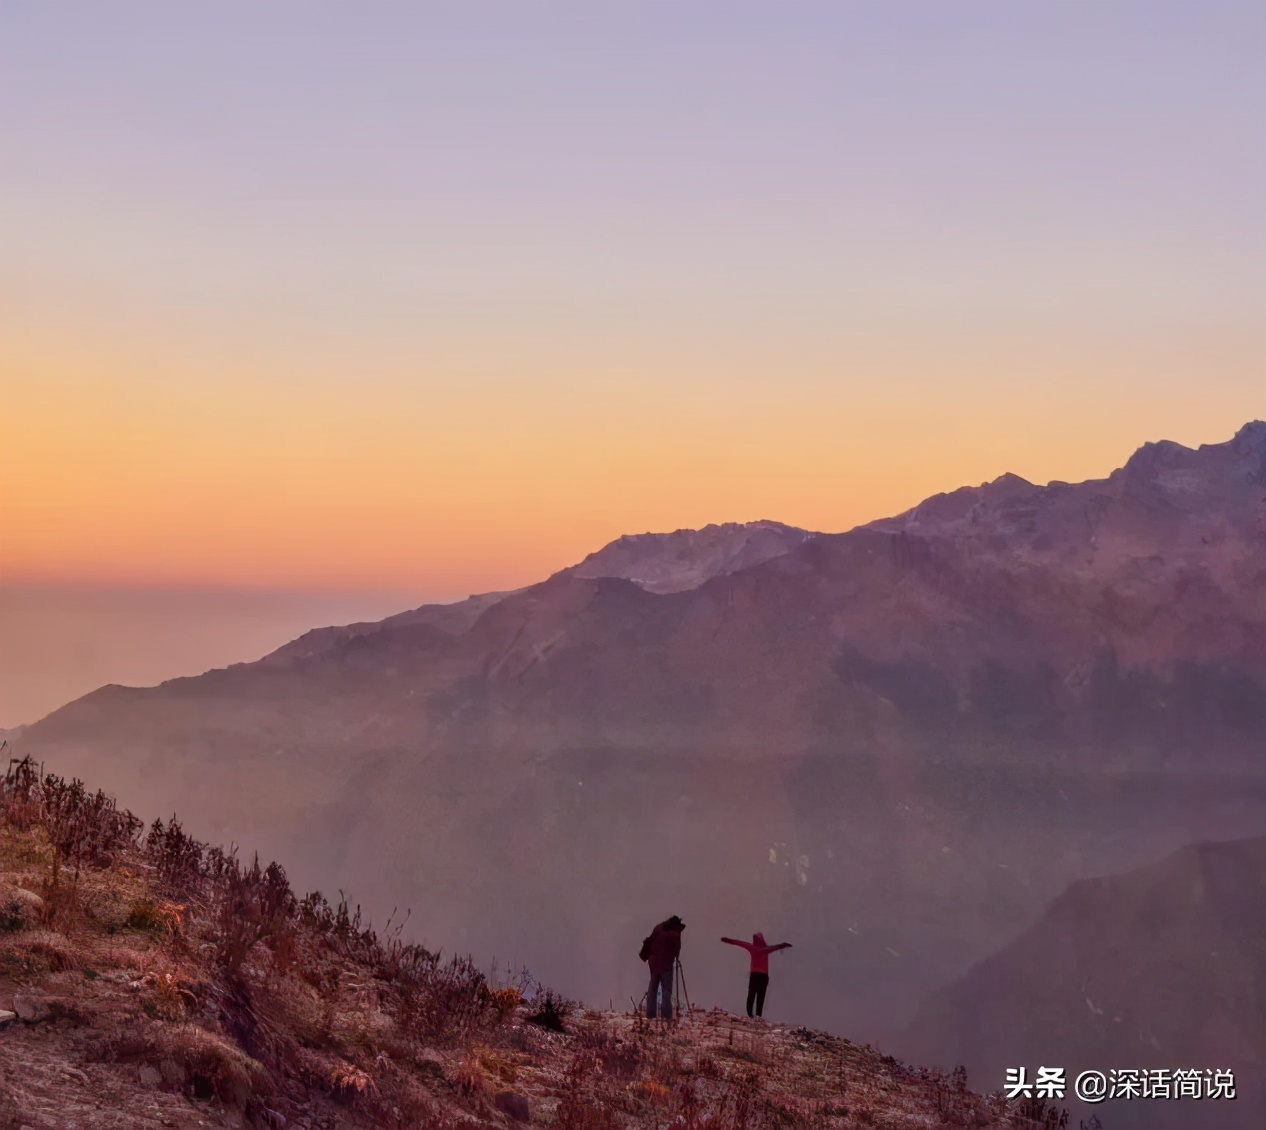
<box><xmin>906</xmin><ymin>836</ymin><xmax>1266</xmax><ymax>1130</ymax></box>
<box><xmin>260</xmin><ymin>521</ymin><xmax>810</xmax><ymax>671</ymax></box>
<box><xmin>0</xmin><ymin>760</ymin><xmax>1072</xmax><ymax>1130</ymax></box>
<box><xmin>10</xmin><ymin>423</ymin><xmax>1266</xmax><ymax>1053</ymax></box>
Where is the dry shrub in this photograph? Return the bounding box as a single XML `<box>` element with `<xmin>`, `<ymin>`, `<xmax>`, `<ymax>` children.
<box><xmin>384</xmin><ymin>945</ymin><xmax>504</xmax><ymax>1044</ymax></box>
<box><xmin>1010</xmin><ymin>1095</ymin><xmax>1071</xmax><ymax>1128</ymax></box>
<box><xmin>917</xmin><ymin>1063</ymin><xmax>978</xmax><ymax>1125</ymax></box>
<box><xmin>1</xmin><ymin>758</ymin><xmax>143</xmax><ymax>933</ymax></box>
<box><xmin>329</xmin><ymin>1059</ymin><xmax>377</xmax><ymax>1098</ymax></box>
<box><xmin>452</xmin><ymin>1052</ymin><xmax>487</xmax><ymax>1098</ymax></box>
<box><xmin>475</xmin><ymin>1046</ymin><xmax>518</xmax><ymax>1085</ymax></box>
<box><xmin>526</xmin><ymin>985</ymin><xmax>573</xmax><ymax>1032</ymax></box>
<box><xmin>293</xmin><ymin>1045</ymin><xmax>381</xmax><ymax>1107</ymax></box>
<box><xmin>131</xmin><ymin>967</ymin><xmax>199</xmax><ymax>1021</ymax></box>
<box><xmin>694</xmin><ymin>1053</ymin><xmax>723</xmax><ymax>1081</ymax></box>
<box><xmin>215</xmin><ymin>855</ymin><xmax>295</xmax><ymax>978</ymax></box>
<box><xmin>264</xmin><ymin>922</ymin><xmax>299</xmax><ymax>978</ymax></box>
<box><xmin>0</xmin><ymin>754</ymin><xmax>41</xmax><ymax>829</ymax></box>
<box><xmin>148</xmin><ymin>973</ymin><xmax>190</xmax><ymax>1020</ymax></box>
<box><xmin>551</xmin><ymin>1049</ymin><xmax>621</xmax><ymax>1130</ymax></box>
<box><xmin>127</xmin><ymin>897</ymin><xmax>185</xmax><ymax>936</ymax></box>
<box><xmin>576</xmin><ymin>1027</ymin><xmax>642</xmax><ymax>1079</ymax></box>
<box><xmin>488</xmin><ymin>984</ymin><xmax>522</xmax><ymax>1021</ymax></box>
<box><xmin>632</xmin><ymin>1080</ymin><xmax>671</xmax><ymax>1102</ymax></box>
<box><xmin>144</xmin><ymin>816</ymin><xmax>207</xmax><ymax>898</ymax></box>
<box><xmin>298</xmin><ymin>890</ymin><xmax>380</xmax><ymax>965</ymax></box>
<box><xmin>103</xmin><ymin>1023</ymin><xmax>270</xmax><ymax>1108</ymax></box>
<box><xmin>39</xmin><ymin>771</ymin><xmax>143</xmax><ymax>877</ymax></box>
<box><xmin>35</xmin><ymin>868</ymin><xmax>83</xmax><ymax>929</ymax></box>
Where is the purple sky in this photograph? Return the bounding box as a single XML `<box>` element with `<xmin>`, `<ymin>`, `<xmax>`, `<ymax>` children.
<box><xmin>2</xmin><ymin>2</ymin><xmax>1263</xmax><ymax>726</ymax></box>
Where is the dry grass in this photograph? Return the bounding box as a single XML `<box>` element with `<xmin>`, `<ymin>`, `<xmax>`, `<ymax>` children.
<box><xmin>0</xmin><ymin>926</ymin><xmax>81</xmax><ymax>973</ymax></box>
<box><xmin>103</xmin><ymin>1022</ymin><xmax>271</xmax><ymax>1106</ymax></box>
<box><xmin>0</xmin><ymin>755</ymin><xmax>1075</xmax><ymax>1129</ymax></box>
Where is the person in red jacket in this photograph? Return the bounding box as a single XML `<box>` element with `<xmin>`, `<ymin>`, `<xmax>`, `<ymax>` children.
<box><xmin>641</xmin><ymin>915</ymin><xmax>684</xmax><ymax>1020</ymax></box>
<box><xmin>721</xmin><ymin>932</ymin><xmax>792</xmax><ymax>1018</ymax></box>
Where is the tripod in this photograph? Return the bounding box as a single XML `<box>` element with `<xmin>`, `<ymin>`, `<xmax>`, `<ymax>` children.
<box><xmin>673</xmin><ymin>957</ymin><xmax>692</xmax><ymax>1016</ymax></box>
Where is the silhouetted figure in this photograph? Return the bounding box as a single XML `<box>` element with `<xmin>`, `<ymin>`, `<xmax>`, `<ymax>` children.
<box><xmin>640</xmin><ymin>915</ymin><xmax>685</xmax><ymax>1019</ymax></box>
<box><xmin>721</xmin><ymin>932</ymin><xmax>792</xmax><ymax>1017</ymax></box>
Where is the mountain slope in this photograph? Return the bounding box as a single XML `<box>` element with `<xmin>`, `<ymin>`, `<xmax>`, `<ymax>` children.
<box><xmin>3</xmin><ymin>763</ymin><xmax>1066</xmax><ymax>1130</ymax></box>
<box><xmin>258</xmin><ymin>520</ymin><xmax>811</xmax><ymax>670</ymax></box>
<box><xmin>12</xmin><ymin>423</ymin><xmax>1266</xmax><ymax>1055</ymax></box>
<box><xmin>904</xmin><ymin>835</ymin><xmax>1266</xmax><ymax>1130</ymax></box>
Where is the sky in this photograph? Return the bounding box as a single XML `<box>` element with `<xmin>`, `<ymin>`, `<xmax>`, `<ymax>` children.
<box><xmin>2</xmin><ymin>2</ymin><xmax>1264</xmax><ymax>722</ymax></box>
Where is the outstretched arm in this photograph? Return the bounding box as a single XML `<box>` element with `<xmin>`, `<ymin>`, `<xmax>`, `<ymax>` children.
<box><xmin>772</xmin><ymin>942</ymin><xmax>792</xmax><ymax>951</ymax></box>
<box><xmin>721</xmin><ymin>937</ymin><xmax>741</xmax><ymax>946</ymax></box>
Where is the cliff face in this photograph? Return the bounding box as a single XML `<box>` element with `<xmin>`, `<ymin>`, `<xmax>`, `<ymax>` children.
<box><xmin>12</xmin><ymin>424</ymin><xmax>1266</xmax><ymax>1056</ymax></box>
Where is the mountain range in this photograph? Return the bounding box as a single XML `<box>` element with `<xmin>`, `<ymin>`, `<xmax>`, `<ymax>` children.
<box><xmin>12</xmin><ymin>422</ymin><xmax>1266</xmax><ymax>1093</ymax></box>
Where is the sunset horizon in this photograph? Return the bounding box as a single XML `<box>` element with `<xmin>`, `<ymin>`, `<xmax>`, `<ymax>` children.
<box><xmin>4</xmin><ymin>3</ymin><xmax>1262</xmax><ymax>596</ymax></box>
<box><xmin>9</xmin><ymin>414</ymin><xmax>1260</xmax><ymax>594</ymax></box>
<box><xmin>2</xmin><ymin>6</ymin><xmax>1264</xmax><ymax>1126</ymax></box>
<box><xmin>4</xmin><ymin>418</ymin><xmax>1261</xmax><ymax>730</ymax></box>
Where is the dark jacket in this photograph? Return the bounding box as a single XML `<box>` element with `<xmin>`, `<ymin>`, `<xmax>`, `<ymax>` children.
<box><xmin>646</xmin><ymin>922</ymin><xmax>682</xmax><ymax>976</ymax></box>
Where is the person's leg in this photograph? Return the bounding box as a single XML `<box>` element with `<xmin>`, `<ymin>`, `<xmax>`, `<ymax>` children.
<box><xmin>746</xmin><ymin>972</ymin><xmax>758</xmax><ymax>1017</ymax></box>
<box><xmin>647</xmin><ymin>970</ymin><xmax>659</xmax><ymax>1019</ymax></box>
<box><xmin>754</xmin><ymin>973</ymin><xmax>769</xmax><ymax>1017</ymax></box>
<box><xmin>660</xmin><ymin>966</ymin><xmax>675</xmax><ymax>1020</ymax></box>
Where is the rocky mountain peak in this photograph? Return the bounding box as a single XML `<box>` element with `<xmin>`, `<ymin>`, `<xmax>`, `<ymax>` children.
<box><xmin>567</xmin><ymin>519</ymin><xmax>812</xmax><ymax>593</ymax></box>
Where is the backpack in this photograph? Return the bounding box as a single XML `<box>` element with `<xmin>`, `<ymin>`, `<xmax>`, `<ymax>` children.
<box><xmin>639</xmin><ymin>934</ymin><xmax>652</xmax><ymax>962</ymax></box>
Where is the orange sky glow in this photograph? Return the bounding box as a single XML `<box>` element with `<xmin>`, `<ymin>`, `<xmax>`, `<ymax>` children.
<box><xmin>2</xmin><ymin>4</ymin><xmax>1262</xmax><ymax>599</ymax></box>
<box><xmin>5</xmin><ymin>317</ymin><xmax>1261</xmax><ymax>595</ymax></box>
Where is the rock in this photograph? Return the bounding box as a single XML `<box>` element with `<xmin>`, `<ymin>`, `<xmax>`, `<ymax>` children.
<box><xmin>493</xmin><ymin>1090</ymin><xmax>531</xmax><ymax>1122</ymax></box>
<box><xmin>138</xmin><ymin>1064</ymin><xmax>162</xmax><ymax>1088</ymax></box>
<box><xmin>13</xmin><ymin>993</ymin><xmax>51</xmax><ymax>1023</ymax></box>
<box><xmin>12</xmin><ymin>887</ymin><xmax>44</xmax><ymax>909</ymax></box>
<box><xmin>0</xmin><ymin>887</ymin><xmax>44</xmax><ymax>930</ymax></box>
<box><xmin>414</xmin><ymin>1051</ymin><xmax>446</xmax><ymax>1079</ymax></box>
